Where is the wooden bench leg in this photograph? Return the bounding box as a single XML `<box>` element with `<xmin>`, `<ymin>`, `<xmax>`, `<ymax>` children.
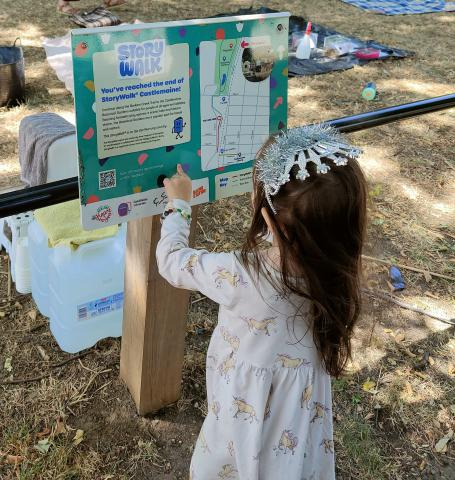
<box><xmin>120</xmin><ymin>209</ymin><xmax>198</xmax><ymax>415</ymax></box>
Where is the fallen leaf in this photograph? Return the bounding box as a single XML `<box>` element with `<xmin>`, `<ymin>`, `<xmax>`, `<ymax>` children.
<box><xmin>362</xmin><ymin>379</ymin><xmax>378</xmax><ymax>394</ymax></box>
<box><xmin>448</xmin><ymin>363</ymin><xmax>455</xmax><ymax>376</ymax></box>
<box><xmin>36</xmin><ymin>345</ymin><xmax>49</xmax><ymax>361</ymax></box>
<box><xmin>37</xmin><ymin>427</ymin><xmax>51</xmax><ymax>439</ymax></box>
<box><xmin>414</xmin><ymin>371</ymin><xmax>429</xmax><ymax>380</ymax></box>
<box><xmin>395</xmin><ymin>332</ymin><xmax>406</xmax><ymax>342</ymax></box>
<box><xmin>423</xmin><ymin>271</ymin><xmax>432</xmax><ymax>282</ymax></box>
<box><xmin>434</xmin><ymin>429</ymin><xmax>453</xmax><ymax>453</ymax></box>
<box><xmin>387</xmin><ymin>358</ymin><xmax>397</xmax><ymax>366</ymax></box>
<box><xmin>428</xmin><ymin>356</ymin><xmax>435</xmax><ymax>366</ymax></box>
<box><xmin>3</xmin><ymin>357</ymin><xmax>12</xmax><ymax>372</ymax></box>
<box><xmin>403</xmin><ymin>347</ymin><xmax>417</xmax><ymax>358</ymax></box>
<box><xmin>35</xmin><ymin>438</ymin><xmax>51</xmax><ymax>454</ymax></box>
<box><xmin>364</xmin><ymin>412</ymin><xmax>375</xmax><ymax>421</ymax></box>
<box><xmin>54</xmin><ymin>417</ymin><xmax>67</xmax><ymax>436</ymax></box>
<box><xmin>0</xmin><ymin>452</ymin><xmax>23</xmax><ymax>464</ymax></box>
<box><xmin>404</xmin><ymin>381</ymin><xmax>413</xmax><ymax>396</ymax></box>
<box><xmin>383</xmin><ymin>328</ymin><xmax>393</xmax><ymax>334</ymax></box>
<box><xmin>73</xmin><ymin>429</ymin><xmax>84</xmax><ymax>446</ymax></box>
<box><xmin>419</xmin><ymin>460</ymin><xmax>426</xmax><ymax>471</ymax></box>
<box><xmin>27</xmin><ymin>309</ymin><xmax>37</xmax><ymax>321</ymax></box>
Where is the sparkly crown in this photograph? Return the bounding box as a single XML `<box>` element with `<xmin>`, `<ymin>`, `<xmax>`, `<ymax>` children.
<box><xmin>255</xmin><ymin>124</ymin><xmax>362</xmax><ymax>213</ymax></box>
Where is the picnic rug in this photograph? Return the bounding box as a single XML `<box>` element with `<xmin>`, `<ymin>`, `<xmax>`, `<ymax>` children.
<box><xmin>43</xmin><ymin>7</ymin><xmax>413</xmax><ymax>90</ymax></box>
<box><xmin>216</xmin><ymin>7</ymin><xmax>412</xmax><ymax>76</ymax></box>
<box><xmin>340</xmin><ymin>0</ymin><xmax>455</xmax><ymax>15</ymax></box>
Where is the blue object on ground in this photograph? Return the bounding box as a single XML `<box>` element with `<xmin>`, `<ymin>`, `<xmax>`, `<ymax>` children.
<box><xmin>389</xmin><ymin>265</ymin><xmax>405</xmax><ymax>291</ymax></box>
<box><xmin>340</xmin><ymin>0</ymin><xmax>455</xmax><ymax>16</ymax></box>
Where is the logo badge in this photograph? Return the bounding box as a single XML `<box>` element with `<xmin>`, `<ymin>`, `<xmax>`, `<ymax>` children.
<box><xmin>118</xmin><ymin>202</ymin><xmax>132</xmax><ymax>217</ymax></box>
<box><xmin>94</xmin><ymin>205</ymin><xmax>112</xmax><ymax>223</ymax></box>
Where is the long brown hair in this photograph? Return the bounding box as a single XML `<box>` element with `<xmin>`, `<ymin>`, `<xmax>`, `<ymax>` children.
<box><xmin>241</xmin><ymin>138</ymin><xmax>367</xmax><ymax>377</ymax></box>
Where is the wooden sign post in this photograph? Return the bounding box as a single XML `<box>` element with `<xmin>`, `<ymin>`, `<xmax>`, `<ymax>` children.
<box><xmin>120</xmin><ymin>210</ymin><xmax>198</xmax><ymax>415</ymax></box>
<box><xmin>69</xmin><ymin>12</ymin><xmax>289</xmax><ymax>414</ymax></box>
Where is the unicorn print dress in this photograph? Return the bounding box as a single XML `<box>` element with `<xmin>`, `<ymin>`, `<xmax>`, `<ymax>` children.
<box><xmin>156</xmin><ymin>201</ymin><xmax>335</xmax><ymax>480</ymax></box>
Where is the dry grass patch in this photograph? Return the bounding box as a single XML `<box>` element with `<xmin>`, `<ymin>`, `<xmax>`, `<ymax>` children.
<box><xmin>1</xmin><ymin>0</ymin><xmax>454</xmax><ymax>478</ymax></box>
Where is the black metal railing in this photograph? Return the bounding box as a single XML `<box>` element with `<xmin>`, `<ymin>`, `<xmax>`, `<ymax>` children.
<box><xmin>1</xmin><ymin>93</ymin><xmax>454</xmax><ymax>217</ymax></box>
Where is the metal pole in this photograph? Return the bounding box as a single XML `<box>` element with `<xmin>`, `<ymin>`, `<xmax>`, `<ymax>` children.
<box><xmin>1</xmin><ymin>93</ymin><xmax>454</xmax><ymax>217</ymax></box>
<box><xmin>327</xmin><ymin>93</ymin><xmax>455</xmax><ymax>133</ymax></box>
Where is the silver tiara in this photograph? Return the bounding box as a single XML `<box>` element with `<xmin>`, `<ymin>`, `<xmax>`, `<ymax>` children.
<box><xmin>255</xmin><ymin>124</ymin><xmax>362</xmax><ymax>213</ymax></box>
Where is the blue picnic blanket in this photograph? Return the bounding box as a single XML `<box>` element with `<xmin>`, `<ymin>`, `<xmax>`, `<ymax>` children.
<box><xmin>341</xmin><ymin>0</ymin><xmax>455</xmax><ymax>15</ymax></box>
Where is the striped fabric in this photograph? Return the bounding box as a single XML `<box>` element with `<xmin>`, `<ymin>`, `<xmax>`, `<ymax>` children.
<box><xmin>341</xmin><ymin>0</ymin><xmax>455</xmax><ymax>15</ymax></box>
<box><xmin>70</xmin><ymin>6</ymin><xmax>121</xmax><ymax>28</ymax></box>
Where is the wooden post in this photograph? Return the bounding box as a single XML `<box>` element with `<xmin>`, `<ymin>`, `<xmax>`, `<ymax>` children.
<box><xmin>120</xmin><ymin>209</ymin><xmax>198</xmax><ymax>415</ymax></box>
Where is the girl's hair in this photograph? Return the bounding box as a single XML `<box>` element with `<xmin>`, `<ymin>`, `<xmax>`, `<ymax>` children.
<box><xmin>241</xmin><ymin>136</ymin><xmax>367</xmax><ymax>377</ymax></box>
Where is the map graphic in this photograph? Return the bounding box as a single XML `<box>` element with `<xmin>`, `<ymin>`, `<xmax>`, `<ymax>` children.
<box><xmin>200</xmin><ymin>37</ymin><xmax>271</xmax><ymax>171</ymax></box>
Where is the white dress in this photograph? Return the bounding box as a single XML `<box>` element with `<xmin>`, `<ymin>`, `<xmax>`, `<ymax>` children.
<box><xmin>156</xmin><ymin>201</ymin><xmax>335</xmax><ymax>480</ymax></box>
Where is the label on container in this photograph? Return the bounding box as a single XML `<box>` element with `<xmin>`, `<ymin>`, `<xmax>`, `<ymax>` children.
<box><xmin>77</xmin><ymin>292</ymin><xmax>124</xmax><ymax>321</ymax></box>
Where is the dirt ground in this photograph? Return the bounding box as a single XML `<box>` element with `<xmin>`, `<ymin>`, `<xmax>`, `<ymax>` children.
<box><xmin>1</xmin><ymin>0</ymin><xmax>454</xmax><ymax>479</ymax></box>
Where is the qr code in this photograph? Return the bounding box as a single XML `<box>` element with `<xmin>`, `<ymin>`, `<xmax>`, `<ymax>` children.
<box><xmin>99</xmin><ymin>169</ymin><xmax>116</xmax><ymax>190</ymax></box>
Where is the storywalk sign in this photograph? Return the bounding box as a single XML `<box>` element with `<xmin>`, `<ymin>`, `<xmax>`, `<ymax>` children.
<box><xmin>71</xmin><ymin>12</ymin><xmax>289</xmax><ymax>229</ymax></box>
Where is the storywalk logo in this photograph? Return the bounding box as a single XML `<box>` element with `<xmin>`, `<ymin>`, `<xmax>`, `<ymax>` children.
<box><xmin>116</xmin><ymin>40</ymin><xmax>166</xmax><ymax>79</ymax></box>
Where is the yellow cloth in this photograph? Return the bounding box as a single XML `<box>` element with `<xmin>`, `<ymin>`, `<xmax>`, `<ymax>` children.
<box><xmin>34</xmin><ymin>199</ymin><xmax>118</xmax><ymax>250</ymax></box>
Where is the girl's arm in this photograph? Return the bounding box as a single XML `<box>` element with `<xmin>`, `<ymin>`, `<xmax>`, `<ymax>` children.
<box><xmin>156</xmin><ymin>165</ymin><xmax>248</xmax><ymax>308</ymax></box>
<box><xmin>156</xmin><ymin>200</ymin><xmax>247</xmax><ymax>308</ymax></box>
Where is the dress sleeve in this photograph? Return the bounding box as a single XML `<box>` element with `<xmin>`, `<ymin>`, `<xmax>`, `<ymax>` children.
<box><xmin>156</xmin><ymin>200</ymin><xmax>249</xmax><ymax>308</ymax></box>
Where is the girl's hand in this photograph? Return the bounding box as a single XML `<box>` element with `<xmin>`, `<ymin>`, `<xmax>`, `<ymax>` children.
<box><xmin>163</xmin><ymin>164</ymin><xmax>192</xmax><ymax>203</ymax></box>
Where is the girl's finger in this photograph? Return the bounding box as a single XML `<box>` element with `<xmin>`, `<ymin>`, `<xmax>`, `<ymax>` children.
<box><xmin>176</xmin><ymin>163</ymin><xmax>184</xmax><ymax>175</ymax></box>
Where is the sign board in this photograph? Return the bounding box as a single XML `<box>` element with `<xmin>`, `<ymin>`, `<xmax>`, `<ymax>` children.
<box><xmin>72</xmin><ymin>13</ymin><xmax>289</xmax><ymax>229</ymax></box>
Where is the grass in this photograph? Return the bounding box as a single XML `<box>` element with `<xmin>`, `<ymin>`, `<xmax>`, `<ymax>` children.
<box><xmin>1</xmin><ymin>0</ymin><xmax>455</xmax><ymax>478</ymax></box>
<box><xmin>1</xmin><ymin>419</ymin><xmax>101</xmax><ymax>480</ymax></box>
<box><xmin>336</xmin><ymin>418</ymin><xmax>388</xmax><ymax>479</ymax></box>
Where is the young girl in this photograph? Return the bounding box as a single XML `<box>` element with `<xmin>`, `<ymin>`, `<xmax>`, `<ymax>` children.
<box><xmin>156</xmin><ymin>125</ymin><xmax>367</xmax><ymax>480</ymax></box>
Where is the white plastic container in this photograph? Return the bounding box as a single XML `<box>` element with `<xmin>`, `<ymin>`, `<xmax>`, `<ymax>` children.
<box><xmin>48</xmin><ymin>225</ymin><xmax>126</xmax><ymax>353</ymax></box>
<box><xmin>296</xmin><ymin>21</ymin><xmax>313</xmax><ymax>60</ymax></box>
<box><xmin>3</xmin><ymin>212</ymin><xmax>34</xmax><ymax>288</ymax></box>
<box><xmin>28</xmin><ymin>220</ymin><xmax>51</xmax><ymax>316</ymax></box>
<box><xmin>0</xmin><ymin>217</ymin><xmax>11</xmax><ymax>254</ymax></box>
<box><xmin>46</xmin><ymin>133</ymin><xmax>78</xmax><ymax>183</ymax></box>
<box><xmin>15</xmin><ymin>237</ymin><xmax>31</xmax><ymax>294</ymax></box>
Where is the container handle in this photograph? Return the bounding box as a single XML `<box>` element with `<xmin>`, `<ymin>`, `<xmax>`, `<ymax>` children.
<box><xmin>74</xmin><ymin>235</ymin><xmax>121</xmax><ymax>260</ymax></box>
<box><xmin>13</xmin><ymin>37</ymin><xmax>21</xmax><ymax>47</ymax></box>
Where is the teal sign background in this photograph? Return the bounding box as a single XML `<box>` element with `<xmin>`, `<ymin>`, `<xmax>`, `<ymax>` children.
<box><xmin>71</xmin><ymin>13</ymin><xmax>289</xmax><ymax>228</ymax></box>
